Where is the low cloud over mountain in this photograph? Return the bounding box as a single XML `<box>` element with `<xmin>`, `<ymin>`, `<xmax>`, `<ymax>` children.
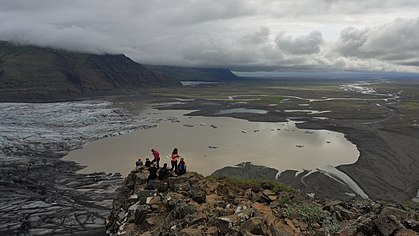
<box><xmin>1</xmin><ymin>0</ymin><xmax>418</xmax><ymax>72</ymax></box>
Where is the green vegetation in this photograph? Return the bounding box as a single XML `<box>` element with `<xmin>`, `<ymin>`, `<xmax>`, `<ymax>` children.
<box><xmin>401</xmin><ymin>201</ymin><xmax>419</xmax><ymax>214</ymax></box>
<box><xmin>211</xmin><ymin>176</ymin><xmax>293</xmax><ymax>193</ymax></box>
<box><xmin>282</xmin><ymin>203</ymin><xmax>329</xmax><ymax>225</ymax></box>
<box><xmin>247</xmin><ymin>96</ymin><xmax>284</xmax><ymax>105</ymax></box>
<box><xmin>226</xmin><ymin>96</ymin><xmax>284</xmax><ymax>105</ymax></box>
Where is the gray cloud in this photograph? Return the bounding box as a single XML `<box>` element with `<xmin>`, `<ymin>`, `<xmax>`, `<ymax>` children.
<box><xmin>335</xmin><ymin>18</ymin><xmax>419</xmax><ymax>65</ymax></box>
<box><xmin>0</xmin><ymin>0</ymin><xmax>418</xmax><ymax>72</ymax></box>
<box><xmin>276</xmin><ymin>31</ymin><xmax>324</xmax><ymax>55</ymax></box>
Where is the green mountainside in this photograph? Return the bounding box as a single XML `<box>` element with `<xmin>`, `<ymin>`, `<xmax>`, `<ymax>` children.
<box><xmin>0</xmin><ymin>41</ymin><xmax>179</xmax><ymax>102</ymax></box>
<box><xmin>145</xmin><ymin>64</ymin><xmax>238</xmax><ymax>82</ymax></box>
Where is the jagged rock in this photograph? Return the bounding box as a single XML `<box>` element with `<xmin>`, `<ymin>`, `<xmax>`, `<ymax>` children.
<box><xmin>355</xmin><ymin>214</ymin><xmax>375</xmax><ymax>235</ymax></box>
<box><xmin>127</xmin><ymin>203</ymin><xmax>149</xmax><ymax>225</ymax></box>
<box><xmin>190</xmin><ymin>189</ymin><xmax>206</xmax><ymax>204</ymax></box>
<box><xmin>169</xmin><ymin>176</ymin><xmax>191</xmax><ymax>191</ymax></box>
<box><xmin>323</xmin><ymin>200</ymin><xmax>343</xmax><ymax>210</ymax></box>
<box><xmin>252</xmin><ymin>202</ymin><xmax>276</xmax><ymax>225</ymax></box>
<box><xmin>336</xmin><ymin>227</ymin><xmax>357</xmax><ymax>236</ymax></box>
<box><xmin>284</xmin><ymin>219</ymin><xmax>297</xmax><ymax>232</ymax></box>
<box><xmin>380</xmin><ymin>206</ymin><xmax>413</xmax><ymax>220</ymax></box>
<box><xmin>106</xmin><ymin>167</ymin><xmax>419</xmax><ymax>236</ymax></box>
<box><xmin>240</xmin><ymin>217</ymin><xmax>266</xmax><ymax>235</ymax></box>
<box><xmin>146</xmin><ymin>196</ymin><xmax>161</xmax><ymax>205</ymax></box>
<box><xmin>167</xmin><ymin>201</ymin><xmax>195</xmax><ymax>220</ymax></box>
<box><xmin>395</xmin><ymin>229</ymin><xmax>419</xmax><ymax>236</ymax></box>
<box><xmin>373</xmin><ymin>215</ymin><xmax>403</xmax><ymax>236</ymax></box>
<box><xmin>180</xmin><ymin>228</ymin><xmax>205</xmax><ymax>236</ymax></box>
<box><xmin>205</xmin><ymin>226</ymin><xmax>219</xmax><ymax>235</ymax></box>
<box><xmin>333</xmin><ymin>205</ymin><xmax>356</xmax><ymax>220</ymax></box>
<box><xmin>403</xmin><ymin>219</ymin><xmax>419</xmax><ymax>232</ymax></box>
<box><xmin>214</xmin><ymin>217</ymin><xmax>233</xmax><ymax>235</ymax></box>
<box><xmin>269</xmin><ymin>224</ymin><xmax>292</xmax><ymax>236</ymax></box>
<box><xmin>372</xmin><ymin>203</ymin><xmax>382</xmax><ymax>213</ymax></box>
<box><xmin>262</xmin><ymin>189</ymin><xmax>275</xmax><ymax>196</ymax></box>
<box><xmin>136</xmin><ymin>190</ymin><xmax>158</xmax><ymax>204</ymax></box>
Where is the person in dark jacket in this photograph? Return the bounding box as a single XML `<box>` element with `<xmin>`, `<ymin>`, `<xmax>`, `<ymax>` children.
<box><xmin>158</xmin><ymin>163</ymin><xmax>170</xmax><ymax>180</ymax></box>
<box><xmin>135</xmin><ymin>158</ymin><xmax>143</xmax><ymax>166</ymax></box>
<box><xmin>147</xmin><ymin>163</ymin><xmax>158</xmax><ymax>182</ymax></box>
<box><xmin>144</xmin><ymin>158</ymin><xmax>151</xmax><ymax>167</ymax></box>
<box><xmin>177</xmin><ymin>158</ymin><xmax>187</xmax><ymax>175</ymax></box>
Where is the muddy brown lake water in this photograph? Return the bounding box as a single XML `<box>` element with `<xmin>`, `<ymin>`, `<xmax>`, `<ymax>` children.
<box><xmin>64</xmin><ymin>107</ymin><xmax>359</xmax><ymax>176</ymax></box>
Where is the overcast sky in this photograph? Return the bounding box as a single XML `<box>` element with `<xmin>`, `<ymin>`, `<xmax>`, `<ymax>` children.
<box><xmin>1</xmin><ymin>0</ymin><xmax>419</xmax><ymax>72</ymax></box>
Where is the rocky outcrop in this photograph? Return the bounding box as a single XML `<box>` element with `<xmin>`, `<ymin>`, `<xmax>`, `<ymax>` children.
<box><xmin>107</xmin><ymin>166</ymin><xmax>419</xmax><ymax>235</ymax></box>
<box><xmin>0</xmin><ymin>41</ymin><xmax>180</xmax><ymax>102</ymax></box>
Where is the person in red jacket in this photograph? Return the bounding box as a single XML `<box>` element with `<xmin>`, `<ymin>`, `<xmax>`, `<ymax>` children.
<box><xmin>150</xmin><ymin>149</ymin><xmax>160</xmax><ymax>168</ymax></box>
<box><xmin>170</xmin><ymin>148</ymin><xmax>179</xmax><ymax>172</ymax></box>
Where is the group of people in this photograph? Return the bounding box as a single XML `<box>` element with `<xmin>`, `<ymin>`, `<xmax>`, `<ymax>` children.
<box><xmin>135</xmin><ymin>148</ymin><xmax>187</xmax><ymax>182</ymax></box>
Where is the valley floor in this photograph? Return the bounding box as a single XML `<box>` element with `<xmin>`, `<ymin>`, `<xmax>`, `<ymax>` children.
<box><xmin>1</xmin><ymin>78</ymin><xmax>418</xmax><ymax>235</ymax></box>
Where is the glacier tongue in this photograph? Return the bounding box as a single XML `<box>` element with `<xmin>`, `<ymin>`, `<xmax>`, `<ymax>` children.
<box><xmin>317</xmin><ymin>165</ymin><xmax>369</xmax><ymax>199</ymax></box>
<box><xmin>0</xmin><ymin>101</ymin><xmax>141</xmax><ymax>158</ymax></box>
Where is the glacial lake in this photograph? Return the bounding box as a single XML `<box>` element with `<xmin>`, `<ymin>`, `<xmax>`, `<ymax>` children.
<box><xmin>64</xmin><ymin>107</ymin><xmax>359</xmax><ymax>176</ymax></box>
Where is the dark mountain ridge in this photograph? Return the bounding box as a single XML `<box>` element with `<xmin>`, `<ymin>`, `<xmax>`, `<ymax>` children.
<box><xmin>0</xmin><ymin>41</ymin><xmax>179</xmax><ymax>102</ymax></box>
<box><xmin>145</xmin><ymin>64</ymin><xmax>238</xmax><ymax>82</ymax></box>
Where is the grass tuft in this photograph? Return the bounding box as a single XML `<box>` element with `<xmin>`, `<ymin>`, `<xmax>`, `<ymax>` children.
<box><xmin>211</xmin><ymin>176</ymin><xmax>293</xmax><ymax>193</ymax></box>
<box><xmin>283</xmin><ymin>203</ymin><xmax>329</xmax><ymax>225</ymax></box>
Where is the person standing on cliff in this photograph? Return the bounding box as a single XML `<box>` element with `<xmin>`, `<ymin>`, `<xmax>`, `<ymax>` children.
<box><xmin>151</xmin><ymin>149</ymin><xmax>160</xmax><ymax>168</ymax></box>
<box><xmin>170</xmin><ymin>148</ymin><xmax>179</xmax><ymax>173</ymax></box>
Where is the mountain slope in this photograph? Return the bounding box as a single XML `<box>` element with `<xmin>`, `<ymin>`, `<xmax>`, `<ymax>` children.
<box><xmin>0</xmin><ymin>41</ymin><xmax>179</xmax><ymax>102</ymax></box>
<box><xmin>106</xmin><ymin>166</ymin><xmax>419</xmax><ymax>235</ymax></box>
<box><xmin>146</xmin><ymin>64</ymin><xmax>238</xmax><ymax>82</ymax></box>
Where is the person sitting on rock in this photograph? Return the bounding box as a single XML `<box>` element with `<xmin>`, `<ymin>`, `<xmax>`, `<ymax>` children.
<box><xmin>144</xmin><ymin>158</ymin><xmax>151</xmax><ymax>167</ymax></box>
<box><xmin>158</xmin><ymin>163</ymin><xmax>170</xmax><ymax>181</ymax></box>
<box><xmin>177</xmin><ymin>158</ymin><xmax>187</xmax><ymax>175</ymax></box>
<box><xmin>150</xmin><ymin>149</ymin><xmax>160</xmax><ymax>168</ymax></box>
<box><xmin>170</xmin><ymin>148</ymin><xmax>180</xmax><ymax>172</ymax></box>
<box><xmin>135</xmin><ymin>158</ymin><xmax>143</xmax><ymax>166</ymax></box>
<box><xmin>147</xmin><ymin>163</ymin><xmax>158</xmax><ymax>182</ymax></box>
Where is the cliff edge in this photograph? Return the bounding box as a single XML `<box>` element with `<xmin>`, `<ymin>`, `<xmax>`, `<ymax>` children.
<box><xmin>106</xmin><ymin>166</ymin><xmax>419</xmax><ymax>235</ymax></box>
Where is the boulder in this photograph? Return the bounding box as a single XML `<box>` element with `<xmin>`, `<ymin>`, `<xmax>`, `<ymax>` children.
<box><xmin>180</xmin><ymin>228</ymin><xmax>205</xmax><ymax>236</ymax></box>
<box><xmin>373</xmin><ymin>215</ymin><xmax>403</xmax><ymax>236</ymax></box>
<box><xmin>127</xmin><ymin>203</ymin><xmax>149</xmax><ymax>225</ymax></box>
<box><xmin>252</xmin><ymin>202</ymin><xmax>276</xmax><ymax>225</ymax></box>
<box><xmin>169</xmin><ymin>176</ymin><xmax>191</xmax><ymax>192</ymax></box>
<box><xmin>269</xmin><ymin>224</ymin><xmax>292</xmax><ymax>236</ymax></box>
<box><xmin>394</xmin><ymin>229</ymin><xmax>419</xmax><ymax>236</ymax></box>
<box><xmin>333</xmin><ymin>205</ymin><xmax>356</xmax><ymax>220</ymax></box>
<box><xmin>380</xmin><ymin>207</ymin><xmax>412</xmax><ymax>220</ymax></box>
<box><xmin>190</xmin><ymin>189</ymin><xmax>206</xmax><ymax>204</ymax></box>
<box><xmin>136</xmin><ymin>190</ymin><xmax>158</xmax><ymax>204</ymax></box>
<box><xmin>403</xmin><ymin>219</ymin><xmax>419</xmax><ymax>232</ymax></box>
<box><xmin>167</xmin><ymin>202</ymin><xmax>195</xmax><ymax>220</ymax></box>
<box><xmin>240</xmin><ymin>217</ymin><xmax>266</xmax><ymax>235</ymax></box>
<box><xmin>206</xmin><ymin>226</ymin><xmax>219</xmax><ymax>235</ymax></box>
